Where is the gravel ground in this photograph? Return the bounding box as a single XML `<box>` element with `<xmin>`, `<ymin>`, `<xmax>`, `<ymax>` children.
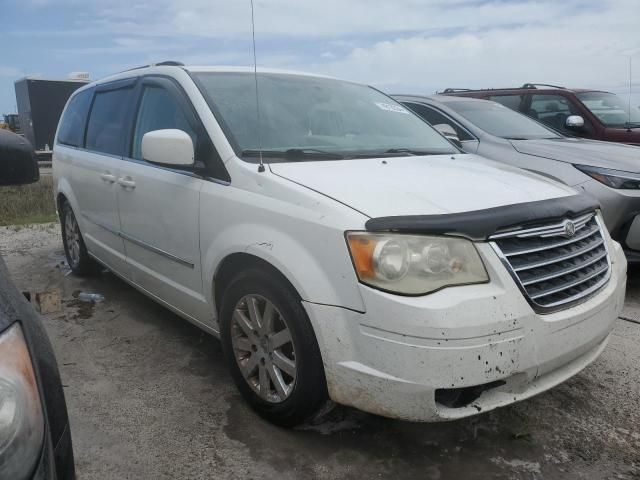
<box><xmin>2</xmin><ymin>223</ymin><xmax>639</xmax><ymax>480</ymax></box>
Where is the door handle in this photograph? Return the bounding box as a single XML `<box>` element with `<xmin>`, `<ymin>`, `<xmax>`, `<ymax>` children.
<box><xmin>100</xmin><ymin>173</ymin><xmax>116</xmax><ymax>183</ymax></box>
<box><xmin>118</xmin><ymin>177</ymin><xmax>136</xmax><ymax>189</ymax></box>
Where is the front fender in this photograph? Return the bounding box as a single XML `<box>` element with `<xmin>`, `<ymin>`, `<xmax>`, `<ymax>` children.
<box><xmin>201</xmin><ymin>223</ymin><xmax>366</xmax><ymax>313</ymax></box>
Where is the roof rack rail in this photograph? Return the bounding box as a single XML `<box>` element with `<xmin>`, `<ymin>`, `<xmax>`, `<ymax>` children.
<box><xmin>439</xmin><ymin>83</ymin><xmax>569</xmax><ymax>94</ymax></box>
<box><xmin>440</xmin><ymin>88</ymin><xmax>473</xmax><ymax>93</ymax></box>
<box><xmin>122</xmin><ymin>61</ymin><xmax>185</xmax><ymax>73</ymax></box>
<box><xmin>521</xmin><ymin>83</ymin><xmax>566</xmax><ymax>89</ymax></box>
<box><xmin>155</xmin><ymin>61</ymin><xmax>185</xmax><ymax>67</ymax></box>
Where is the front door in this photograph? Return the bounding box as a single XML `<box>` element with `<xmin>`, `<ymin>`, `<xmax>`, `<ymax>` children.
<box><xmin>116</xmin><ymin>77</ymin><xmax>208</xmax><ymax>321</ymax></box>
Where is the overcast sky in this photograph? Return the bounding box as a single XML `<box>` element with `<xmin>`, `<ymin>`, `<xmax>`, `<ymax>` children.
<box><xmin>1</xmin><ymin>0</ymin><xmax>639</xmax><ymax>114</ymax></box>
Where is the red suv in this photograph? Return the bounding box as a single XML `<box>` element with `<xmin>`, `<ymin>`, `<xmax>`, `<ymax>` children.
<box><xmin>442</xmin><ymin>83</ymin><xmax>640</xmax><ymax>145</ymax></box>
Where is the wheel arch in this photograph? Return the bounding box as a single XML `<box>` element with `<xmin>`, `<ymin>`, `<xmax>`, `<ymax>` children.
<box><xmin>213</xmin><ymin>252</ymin><xmax>301</xmax><ymax>316</ymax></box>
<box><xmin>202</xmin><ymin>223</ymin><xmax>365</xmax><ymax>314</ymax></box>
<box><xmin>56</xmin><ymin>191</ymin><xmax>68</xmax><ymax>215</ymax></box>
<box><xmin>54</xmin><ymin>177</ymin><xmax>81</xmax><ymax>223</ymax></box>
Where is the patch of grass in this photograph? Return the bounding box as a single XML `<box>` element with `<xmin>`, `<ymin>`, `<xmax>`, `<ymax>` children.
<box><xmin>0</xmin><ymin>176</ymin><xmax>58</xmax><ymax>226</ymax></box>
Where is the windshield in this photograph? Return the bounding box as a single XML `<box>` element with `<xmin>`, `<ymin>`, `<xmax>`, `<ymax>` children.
<box><xmin>576</xmin><ymin>91</ymin><xmax>640</xmax><ymax>127</ymax></box>
<box><xmin>446</xmin><ymin>100</ymin><xmax>561</xmax><ymax>140</ymax></box>
<box><xmin>193</xmin><ymin>72</ymin><xmax>457</xmax><ymax>162</ymax></box>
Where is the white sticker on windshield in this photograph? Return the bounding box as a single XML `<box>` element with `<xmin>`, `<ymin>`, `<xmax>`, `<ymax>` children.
<box><xmin>375</xmin><ymin>102</ymin><xmax>410</xmax><ymax>114</ymax></box>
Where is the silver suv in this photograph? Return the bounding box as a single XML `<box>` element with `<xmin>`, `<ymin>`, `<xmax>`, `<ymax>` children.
<box><xmin>395</xmin><ymin>94</ymin><xmax>640</xmax><ymax>263</ymax></box>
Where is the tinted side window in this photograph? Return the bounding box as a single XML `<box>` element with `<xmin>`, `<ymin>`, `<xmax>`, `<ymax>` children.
<box><xmin>405</xmin><ymin>103</ymin><xmax>474</xmax><ymax>141</ymax></box>
<box><xmin>57</xmin><ymin>89</ymin><xmax>92</xmax><ymax>147</ymax></box>
<box><xmin>132</xmin><ymin>86</ymin><xmax>197</xmax><ymax>160</ymax></box>
<box><xmin>85</xmin><ymin>88</ymin><xmax>132</xmax><ymax>156</ymax></box>
<box><xmin>488</xmin><ymin>94</ymin><xmax>523</xmax><ymax>111</ymax></box>
<box><xmin>529</xmin><ymin>94</ymin><xmax>584</xmax><ymax>133</ymax></box>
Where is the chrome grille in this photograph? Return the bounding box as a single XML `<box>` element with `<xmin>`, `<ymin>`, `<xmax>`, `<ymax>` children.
<box><xmin>490</xmin><ymin>212</ymin><xmax>611</xmax><ymax>312</ymax></box>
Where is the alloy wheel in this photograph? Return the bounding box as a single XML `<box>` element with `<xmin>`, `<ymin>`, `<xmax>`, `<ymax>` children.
<box><xmin>64</xmin><ymin>210</ymin><xmax>81</xmax><ymax>267</ymax></box>
<box><xmin>231</xmin><ymin>294</ymin><xmax>297</xmax><ymax>403</ymax></box>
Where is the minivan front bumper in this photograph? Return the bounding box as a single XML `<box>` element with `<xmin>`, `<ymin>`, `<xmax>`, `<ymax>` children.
<box><xmin>304</xmin><ymin>241</ymin><xmax>626</xmax><ymax>422</ymax></box>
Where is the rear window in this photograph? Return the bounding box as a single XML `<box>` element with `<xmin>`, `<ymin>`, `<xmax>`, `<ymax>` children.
<box><xmin>57</xmin><ymin>89</ymin><xmax>92</xmax><ymax>147</ymax></box>
<box><xmin>85</xmin><ymin>88</ymin><xmax>132</xmax><ymax>156</ymax></box>
<box><xmin>446</xmin><ymin>100</ymin><xmax>560</xmax><ymax>139</ymax></box>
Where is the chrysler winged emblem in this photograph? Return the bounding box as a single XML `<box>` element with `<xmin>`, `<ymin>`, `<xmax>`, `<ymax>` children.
<box><xmin>562</xmin><ymin>219</ymin><xmax>576</xmax><ymax>238</ymax></box>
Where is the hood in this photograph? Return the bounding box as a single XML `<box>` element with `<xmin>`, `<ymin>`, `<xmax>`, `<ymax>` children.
<box><xmin>510</xmin><ymin>137</ymin><xmax>640</xmax><ymax>171</ymax></box>
<box><xmin>269</xmin><ymin>154</ymin><xmax>576</xmax><ymax>218</ymax></box>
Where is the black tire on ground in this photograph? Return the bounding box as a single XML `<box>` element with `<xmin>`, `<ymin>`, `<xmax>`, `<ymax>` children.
<box><xmin>60</xmin><ymin>201</ymin><xmax>98</xmax><ymax>276</ymax></box>
<box><xmin>219</xmin><ymin>268</ymin><xmax>328</xmax><ymax>427</ymax></box>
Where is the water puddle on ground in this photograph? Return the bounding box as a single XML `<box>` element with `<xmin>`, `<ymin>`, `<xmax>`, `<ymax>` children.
<box><xmin>65</xmin><ymin>290</ymin><xmax>96</xmax><ymax>320</ymax></box>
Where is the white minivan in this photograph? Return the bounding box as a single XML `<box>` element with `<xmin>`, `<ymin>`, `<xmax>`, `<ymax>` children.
<box><xmin>53</xmin><ymin>63</ymin><xmax>626</xmax><ymax>426</ymax></box>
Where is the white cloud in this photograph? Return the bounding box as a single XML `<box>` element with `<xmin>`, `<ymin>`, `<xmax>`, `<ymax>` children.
<box><xmin>153</xmin><ymin>0</ymin><xmax>594</xmax><ymax>39</ymax></box>
<box><xmin>5</xmin><ymin>0</ymin><xmax>640</xmax><ymax>98</ymax></box>
<box><xmin>13</xmin><ymin>0</ymin><xmax>601</xmax><ymax>39</ymax></box>
<box><xmin>290</xmin><ymin>0</ymin><xmax>640</xmax><ymax>95</ymax></box>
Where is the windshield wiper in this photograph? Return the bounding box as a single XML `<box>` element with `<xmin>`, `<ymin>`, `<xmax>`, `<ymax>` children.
<box><xmin>382</xmin><ymin>148</ymin><xmax>445</xmax><ymax>156</ymax></box>
<box><xmin>285</xmin><ymin>148</ymin><xmax>345</xmax><ymax>159</ymax></box>
<box><xmin>241</xmin><ymin>148</ymin><xmax>345</xmax><ymax>160</ymax></box>
<box><xmin>384</xmin><ymin>148</ymin><xmax>418</xmax><ymax>155</ymax></box>
<box><xmin>624</xmin><ymin>122</ymin><xmax>640</xmax><ymax>128</ymax></box>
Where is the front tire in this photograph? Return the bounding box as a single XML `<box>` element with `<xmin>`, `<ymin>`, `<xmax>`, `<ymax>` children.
<box><xmin>60</xmin><ymin>202</ymin><xmax>97</xmax><ymax>276</ymax></box>
<box><xmin>220</xmin><ymin>268</ymin><xmax>328</xmax><ymax>427</ymax></box>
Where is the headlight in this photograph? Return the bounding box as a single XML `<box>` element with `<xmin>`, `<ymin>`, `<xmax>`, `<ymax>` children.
<box><xmin>346</xmin><ymin>232</ymin><xmax>489</xmax><ymax>295</ymax></box>
<box><xmin>575</xmin><ymin>164</ymin><xmax>640</xmax><ymax>189</ymax></box>
<box><xmin>0</xmin><ymin>323</ymin><xmax>44</xmax><ymax>480</ymax></box>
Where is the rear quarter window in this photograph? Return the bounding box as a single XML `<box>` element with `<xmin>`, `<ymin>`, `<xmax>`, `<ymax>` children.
<box><xmin>85</xmin><ymin>87</ymin><xmax>132</xmax><ymax>156</ymax></box>
<box><xmin>57</xmin><ymin>89</ymin><xmax>92</xmax><ymax>147</ymax></box>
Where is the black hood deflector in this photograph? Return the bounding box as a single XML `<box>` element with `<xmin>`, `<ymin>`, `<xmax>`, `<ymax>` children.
<box><xmin>365</xmin><ymin>194</ymin><xmax>600</xmax><ymax>241</ymax></box>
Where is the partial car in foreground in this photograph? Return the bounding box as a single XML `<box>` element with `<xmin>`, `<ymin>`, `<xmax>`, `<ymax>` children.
<box><xmin>54</xmin><ymin>64</ymin><xmax>625</xmax><ymax>426</ymax></box>
<box><xmin>0</xmin><ymin>129</ymin><xmax>75</xmax><ymax>479</ymax></box>
<box><xmin>395</xmin><ymin>94</ymin><xmax>640</xmax><ymax>263</ymax></box>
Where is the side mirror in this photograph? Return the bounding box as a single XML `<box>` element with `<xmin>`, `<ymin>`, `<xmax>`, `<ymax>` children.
<box><xmin>433</xmin><ymin>124</ymin><xmax>463</xmax><ymax>149</ymax></box>
<box><xmin>141</xmin><ymin>129</ymin><xmax>195</xmax><ymax>167</ymax></box>
<box><xmin>565</xmin><ymin>115</ymin><xmax>585</xmax><ymax>130</ymax></box>
<box><xmin>0</xmin><ymin>130</ymin><xmax>39</xmax><ymax>186</ymax></box>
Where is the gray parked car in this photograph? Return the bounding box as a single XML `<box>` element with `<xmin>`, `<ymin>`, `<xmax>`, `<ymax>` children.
<box><xmin>394</xmin><ymin>94</ymin><xmax>640</xmax><ymax>263</ymax></box>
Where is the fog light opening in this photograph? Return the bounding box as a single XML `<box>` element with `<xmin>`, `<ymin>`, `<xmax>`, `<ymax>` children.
<box><xmin>435</xmin><ymin>380</ymin><xmax>506</xmax><ymax>408</ymax></box>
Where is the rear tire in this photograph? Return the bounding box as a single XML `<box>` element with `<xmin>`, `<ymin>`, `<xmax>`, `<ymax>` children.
<box><xmin>219</xmin><ymin>268</ymin><xmax>328</xmax><ymax>427</ymax></box>
<box><xmin>60</xmin><ymin>202</ymin><xmax>98</xmax><ymax>276</ymax></box>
